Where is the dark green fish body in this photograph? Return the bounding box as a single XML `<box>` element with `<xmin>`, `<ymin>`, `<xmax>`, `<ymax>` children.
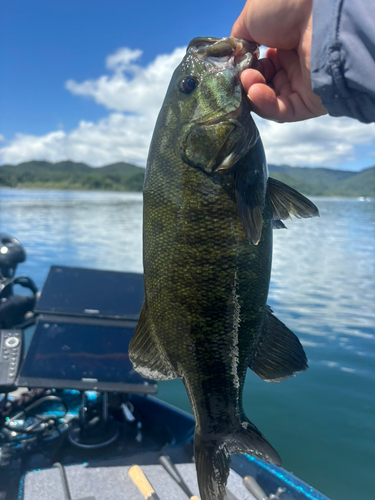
<box><xmin>143</xmin><ymin>136</ymin><xmax>272</xmax><ymax>423</ymax></box>
<box><xmin>130</xmin><ymin>37</ymin><xmax>319</xmax><ymax>500</ymax></box>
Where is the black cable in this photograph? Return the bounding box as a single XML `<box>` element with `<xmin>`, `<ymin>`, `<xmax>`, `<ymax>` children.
<box><xmin>0</xmin><ymin>275</ymin><xmax>38</xmax><ymax>295</ymax></box>
<box><xmin>53</xmin><ymin>462</ymin><xmax>72</xmax><ymax>500</ymax></box>
<box><xmin>5</xmin><ymin>395</ymin><xmax>67</xmax><ymax>434</ymax></box>
<box><xmin>7</xmin><ymin>395</ymin><xmax>65</xmax><ymax>420</ymax></box>
<box><xmin>1</xmin><ymin>392</ymin><xmax>73</xmax><ymax>465</ymax></box>
<box><xmin>13</xmin><ymin>275</ymin><xmax>38</xmax><ymax>295</ymax></box>
<box><xmin>0</xmin><ymin>389</ymin><xmax>46</xmax><ymax>419</ymax></box>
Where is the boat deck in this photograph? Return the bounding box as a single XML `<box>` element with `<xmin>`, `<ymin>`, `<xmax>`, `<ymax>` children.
<box><xmin>21</xmin><ymin>461</ymin><xmax>257</xmax><ymax>500</ymax></box>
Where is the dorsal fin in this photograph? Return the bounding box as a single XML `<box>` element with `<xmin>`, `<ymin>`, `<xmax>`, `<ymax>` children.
<box><xmin>268</xmin><ymin>177</ymin><xmax>319</xmax><ymax>221</ymax></box>
<box><xmin>129</xmin><ymin>304</ymin><xmax>179</xmax><ymax>381</ymax></box>
<box><xmin>249</xmin><ymin>306</ymin><xmax>308</xmax><ymax>382</ymax></box>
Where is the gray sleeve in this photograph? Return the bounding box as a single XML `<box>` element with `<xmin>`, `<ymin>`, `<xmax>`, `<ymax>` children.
<box><xmin>311</xmin><ymin>0</ymin><xmax>375</xmax><ymax>123</ymax></box>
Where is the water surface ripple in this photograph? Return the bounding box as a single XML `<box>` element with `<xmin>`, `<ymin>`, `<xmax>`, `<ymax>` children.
<box><xmin>0</xmin><ymin>189</ymin><xmax>374</xmax><ymax>500</ymax></box>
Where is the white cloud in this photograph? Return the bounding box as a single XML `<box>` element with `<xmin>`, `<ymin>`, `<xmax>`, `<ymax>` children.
<box><xmin>254</xmin><ymin>114</ymin><xmax>375</xmax><ymax>166</ymax></box>
<box><xmin>106</xmin><ymin>47</ymin><xmax>143</xmax><ymax>72</ymax></box>
<box><xmin>0</xmin><ymin>44</ymin><xmax>375</xmax><ymax>168</ymax></box>
<box><xmin>65</xmin><ymin>46</ymin><xmax>186</xmax><ymax>114</ymax></box>
<box><xmin>0</xmin><ymin>114</ymin><xmax>152</xmax><ymax>167</ymax></box>
<box><xmin>0</xmin><ymin>46</ymin><xmax>186</xmax><ymax>167</ymax></box>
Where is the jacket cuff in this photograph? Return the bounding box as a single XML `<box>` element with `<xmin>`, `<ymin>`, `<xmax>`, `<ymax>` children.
<box><xmin>311</xmin><ymin>0</ymin><xmax>375</xmax><ymax>123</ymax></box>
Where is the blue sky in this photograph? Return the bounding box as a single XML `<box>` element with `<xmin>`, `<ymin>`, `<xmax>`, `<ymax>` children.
<box><xmin>1</xmin><ymin>0</ymin><xmax>239</xmax><ymax>137</ymax></box>
<box><xmin>1</xmin><ymin>0</ymin><xmax>375</xmax><ymax>170</ymax></box>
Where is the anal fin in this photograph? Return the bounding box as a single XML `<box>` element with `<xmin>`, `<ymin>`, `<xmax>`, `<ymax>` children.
<box><xmin>249</xmin><ymin>306</ymin><xmax>308</xmax><ymax>382</ymax></box>
<box><xmin>129</xmin><ymin>304</ymin><xmax>179</xmax><ymax>381</ymax></box>
<box><xmin>268</xmin><ymin>177</ymin><xmax>319</xmax><ymax>221</ymax></box>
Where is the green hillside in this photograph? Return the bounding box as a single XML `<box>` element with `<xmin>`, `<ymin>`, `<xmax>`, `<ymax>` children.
<box><xmin>330</xmin><ymin>166</ymin><xmax>375</xmax><ymax>197</ymax></box>
<box><xmin>99</xmin><ymin>162</ymin><xmax>144</xmax><ymax>175</ymax></box>
<box><xmin>0</xmin><ymin>160</ymin><xmax>146</xmax><ymax>192</ymax></box>
<box><xmin>268</xmin><ymin>164</ymin><xmax>374</xmax><ymax>197</ymax></box>
<box><xmin>0</xmin><ymin>160</ymin><xmax>374</xmax><ymax>196</ymax></box>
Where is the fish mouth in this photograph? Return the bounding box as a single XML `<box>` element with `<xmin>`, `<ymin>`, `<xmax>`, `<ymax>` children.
<box><xmin>233</xmin><ymin>39</ymin><xmax>260</xmax><ymax>71</ymax></box>
<box><xmin>186</xmin><ymin>37</ymin><xmax>259</xmax><ymax>127</ymax></box>
<box><xmin>187</xmin><ymin>37</ymin><xmax>259</xmax><ymax>72</ymax></box>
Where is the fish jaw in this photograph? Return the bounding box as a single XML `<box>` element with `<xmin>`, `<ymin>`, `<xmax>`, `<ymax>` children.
<box><xmin>188</xmin><ymin>37</ymin><xmax>259</xmax><ymax>73</ymax></box>
<box><xmin>173</xmin><ymin>37</ymin><xmax>260</xmax><ymax>174</ymax></box>
<box><xmin>181</xmin><ymin>36</ymin><xmax>259</xmax><ymax>119</ymax></box>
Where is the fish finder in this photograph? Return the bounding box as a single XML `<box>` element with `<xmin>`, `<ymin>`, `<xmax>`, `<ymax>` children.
<box><xmin>34</xmin><ymin>265</ymin><xmax>145</xmax><ymax>321</ymax></box>
<box><xmin>16</xmin><ymin>315</ymin><xmax>156</xmax><ymax>393</ymax></box>
<box><xmin>17</xmin><ymin>266</ymin><xmax>157</xmax><ymax>394</ymax></box>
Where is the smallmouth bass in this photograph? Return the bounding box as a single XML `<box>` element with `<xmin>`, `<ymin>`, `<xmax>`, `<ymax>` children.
<box><xmin>129</xmin><ymin>37</ymin><xmax>319</xmax><ymax>500</ymax></box>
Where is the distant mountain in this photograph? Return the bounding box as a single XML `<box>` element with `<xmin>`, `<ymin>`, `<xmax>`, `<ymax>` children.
<box><xmin>0</xmin><ymin>160</ymin><xmax>374</xmax><ymax>197</ymax></box>
<box><xmin>1</xmin><ymin>160</ymin><xmax>93</xmax><ymax>175</ymax></box>
<box><xmin>0</xmin><ymin>160</ymin><xmax>146</xmax><ymax>192</ymax></box>
<box><xmin>330</xmin><ymin>166</ymin><xmax>375</xmax><ymax>197</ymax></box>
<box><xmin>98</xmin><ymin>162</ymin><xmax>144</xmax><ymax>176</ymax></box>
<box><xmin>268</xmin><ymin>164</ymin><xmax>375</xmax><ymax>197</ymax></box>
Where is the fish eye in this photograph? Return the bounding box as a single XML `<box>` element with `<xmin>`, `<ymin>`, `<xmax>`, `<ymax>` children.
<box><xmin>179</xmin><ymin>76</ymin><xmax>199</xmax><ymax>94</ymax></box>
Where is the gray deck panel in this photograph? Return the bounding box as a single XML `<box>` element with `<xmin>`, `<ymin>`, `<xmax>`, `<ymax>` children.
<box><xmin>22</xmin><ymin>463</ymin><xmax>257</xmax><ymax>500</ymax></box>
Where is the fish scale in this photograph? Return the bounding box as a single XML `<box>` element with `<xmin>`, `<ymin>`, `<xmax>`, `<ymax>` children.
<box><xmin>129</xmin><ymin>36</ymin><xmax>319</xmax><ymax>500</ymax></box>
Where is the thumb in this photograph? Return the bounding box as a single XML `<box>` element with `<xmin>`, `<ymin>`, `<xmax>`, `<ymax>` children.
<box><xmin>231</xmin><ymin>5</ymin><xmax>257</xmax><ymax>42</ymax></box>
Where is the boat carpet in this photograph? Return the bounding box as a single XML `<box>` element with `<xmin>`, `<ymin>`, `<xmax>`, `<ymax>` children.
<box><xmin>20</xmin><ymin>461</ymin><xmax>257</xmax><ymax>500</ymax></box>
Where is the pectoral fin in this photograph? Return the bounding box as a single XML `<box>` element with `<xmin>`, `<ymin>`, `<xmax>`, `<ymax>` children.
<box><xmin>272</xmin><ymin>219</ymin><xmax>287</xmax><ymax>229</ymax></box>
<box><xmin>235</xmin><ymin>168</ymin><xmax>263</xmax><ymax>245</ymax></box>
<box><xmin>268</xmin><ymin>177</ymin><xmax>319</xmax><ymax>221</ymax></box>
<box><xmin>234</xmin><ymin>140</ymin><xmax>268</xmax><ymax>246</ymax></box>
<box><xmin>129</xmin><ymin>304</ymin><xmax>179</xmax><ymax>381</ymax></box>
<box><xmin>249</xmin><ymin>306</ymin><xmax>308</xmax><ymax>382</ymax></box>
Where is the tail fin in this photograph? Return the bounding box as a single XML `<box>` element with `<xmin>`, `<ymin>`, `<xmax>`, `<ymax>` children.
<box><xmin>195</xmin><ymin>433</ymin><xmax>230</xmax><ymax>500</ymax></box>
<box><xmin>195</xmin><ymin>421</ymin><xmax>281</xmax><ymax>500</ymax></box>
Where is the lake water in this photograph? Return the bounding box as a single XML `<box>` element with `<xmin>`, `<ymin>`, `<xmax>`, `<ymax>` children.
<box><xmin>0</xmin><ymin>188</ymin><xmax>374</xmax><ymax>500</ymax></box>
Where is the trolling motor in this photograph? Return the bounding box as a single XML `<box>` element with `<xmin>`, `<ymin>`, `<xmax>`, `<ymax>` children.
<box><xmin>0</xmin><ymin>233</ymin><xmax>38</xmax><ymax>328</ymax></box>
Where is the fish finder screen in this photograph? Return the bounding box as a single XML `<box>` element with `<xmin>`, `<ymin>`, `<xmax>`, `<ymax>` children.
<box><xmin>19</xmin><ymin>320</ymin><xmax>146</xmax><ymax>385</ymax></box>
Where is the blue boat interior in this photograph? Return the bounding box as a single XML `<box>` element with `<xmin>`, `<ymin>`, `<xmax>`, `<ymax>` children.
<box><xmin>0</xmin><ymin>254</ymin><xmax>330</xmax><ymax>500</ymax></box>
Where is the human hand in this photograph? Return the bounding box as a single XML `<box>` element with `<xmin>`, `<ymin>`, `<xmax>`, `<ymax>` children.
<box><xmin>231</xmin><ymin>0</ymin><xmax>327</xmax><ymax>122</ymax></box>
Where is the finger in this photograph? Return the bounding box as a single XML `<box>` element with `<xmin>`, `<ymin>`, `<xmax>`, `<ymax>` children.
<box><xmin>265</xmin><ymin>48</ymin><xmax>282</xmax><ymax>73</ymax></box>
<box><xmin>247</xmin><ymin>83</ymin><xmax>320</xmax><ymax>122</ymax></box>
<box><xmin>276</xmin><ymin>49</ymin><xmax>302</xmax><ymax>84</ymax></box>
<box><xmin>241</xmin><ymin>68</ymin><xmax>266</xmax><ymax>91</ymax></box>
<box><xmin>247</xmin><ymin>83</ymin><xmax>282</xmax><ymax>118</ymax></box>
<box><xmin>230</xmin><ymin>5</ymin><xmax>256</xmax><ymax>42</ymax></box>
<box><xmin>243</xmin><ymin>65</ymin><xmax>293</xmax><ymax>101</ymax></box>
<box><xmin>271</xmin><ymin>69</ymin><xmax>293</xmax><ymax>97</ymax></box>
<box><xmin>253</xmin><ymin>57</ymin><xmax>277</xmax><ymax>83</ymax></box>
<box><xmin>240</xmin><ymin>58</ymin><xmax>277</xmax><ymax>95</ymax></box>
<box><xmin>230</xmin><ymin>16</ymin><xmax>252</xmax><ymax>41</ymax></box>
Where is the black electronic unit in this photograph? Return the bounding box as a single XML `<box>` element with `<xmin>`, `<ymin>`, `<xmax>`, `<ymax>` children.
<box><xmin>17</xmin><ymin>315</ymin><xmax>156</xmax><ymax>394</ymax></box>
<box><xmin>0</xmin><ymin>329</ymin><xmax>23</xmax><ymax>393</ymax></box>
<box><xmin>34</xmin><ymin>266</ymin><xmax>144</xmax><ymax>320</ymax></box>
